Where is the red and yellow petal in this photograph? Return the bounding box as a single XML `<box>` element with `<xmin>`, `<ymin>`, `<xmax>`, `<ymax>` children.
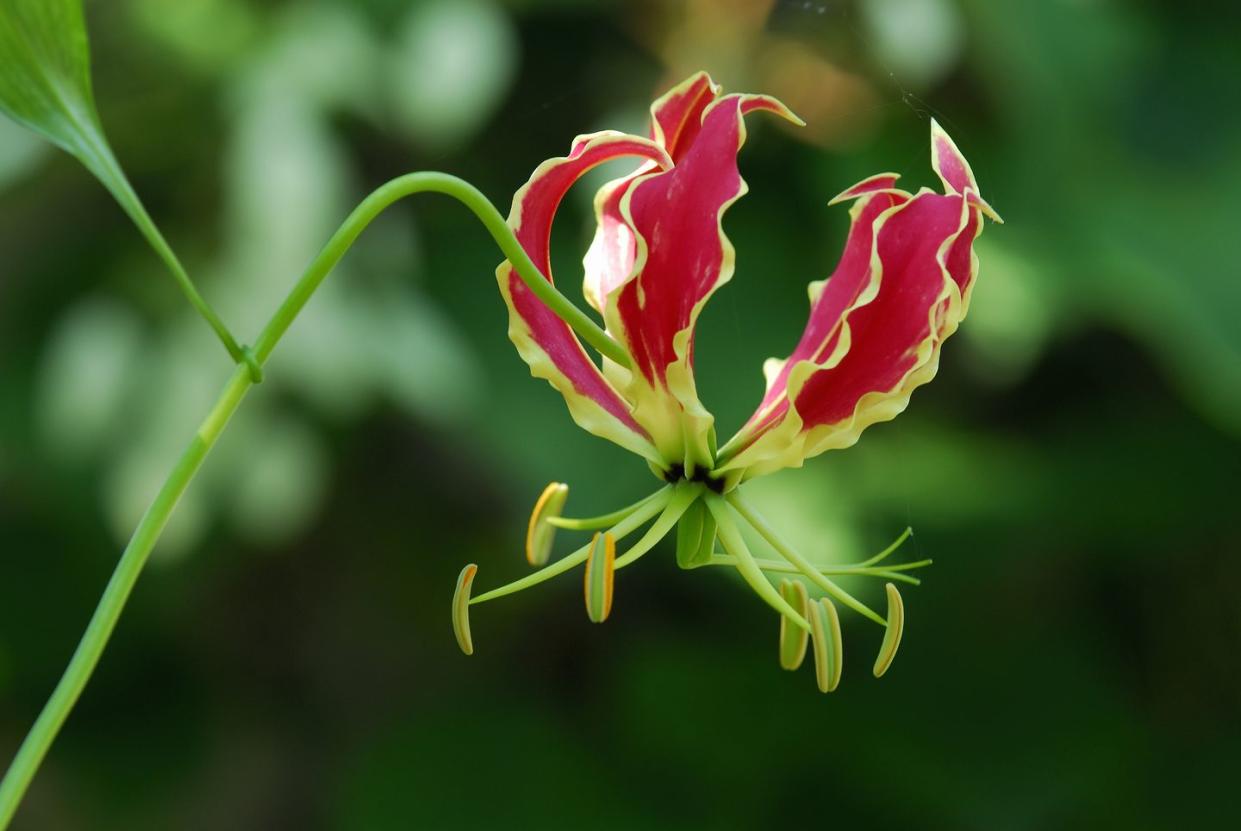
<box><xmin>583</xmin><ymin>72</ymin><xmax>722</xmax><ymax>317</ymax></box>
<box><xmin>603</xmin><ymin>93</ymin><xmax>802</xmax><ymax>469</ymax></box>
<box><xmin>721</xmin><ymin>123</ymin><xmax>993</xmax><ymax>477</ymax></box>
<box><xmin>497</xmin><ymin>131</ymin><xmax>670</xmax><ymax>462</ymax></box>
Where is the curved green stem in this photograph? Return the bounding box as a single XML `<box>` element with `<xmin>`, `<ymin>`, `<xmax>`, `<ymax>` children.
<box><xmin>0</xmin><ymin>171</ymin><xmax>623</xmax><ymax>828</ymax></box>
<box><xmin>251</xmin><ymin>172</ymin><xmax>628</xmax><ymax>369</ymax></box>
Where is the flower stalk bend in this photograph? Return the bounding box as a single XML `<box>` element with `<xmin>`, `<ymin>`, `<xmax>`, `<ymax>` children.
<box><xmin>0</xmin><ymin>172</ymin><xmax>611</xmax><ymax>829</ymax></box>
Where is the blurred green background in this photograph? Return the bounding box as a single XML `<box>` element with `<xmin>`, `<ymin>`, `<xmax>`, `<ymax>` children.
<box><xmin>2</xmin><ymin>0</ymin><xmax>1239</xmax><ymax>828</ymax></box>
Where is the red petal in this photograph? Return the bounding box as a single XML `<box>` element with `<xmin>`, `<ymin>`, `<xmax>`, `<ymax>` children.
<box><xmin>720</xmin><ymin>122</ymin><xmax>995</xmax><ymax>476</ymax></box>
<box><xmin>583</xmin><ymin>72</ymin><xmax>721</xmax><ymax>315</ymax></box>
<box><xmin>750</xmin><ymin>189</ymin><xmax>910</xmax><ymax>422</ymax></box>
<box><xmin>792</xmin><ymin>191</ymin><xmax>976</xmax><ymax>428</ymax></box>
<box><xmin>828</xmin><ymin>172</ymin><xmax>903</xmax><ymax>205</ymax></box>
<box><xmin>498</xmin><ymin>132</ymin><xmax>671</xmax><ymax>459</ymax></box>
<box><xmin>651</xmin><ymin>71</ymin><xmax>721</xmax><ymax>161</ymax></box>
<box><xmin>614</xmin><ymin>94</ymin><xmax>789</xmax><ymax>387</ymax></box>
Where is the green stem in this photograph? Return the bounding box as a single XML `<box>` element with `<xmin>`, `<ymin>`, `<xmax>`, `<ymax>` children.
<box><xmin>76</xmin><ymin>128</ymin><xmax>248</xmax><ymax>368</ymax></box>
<box><xmin>0</xmin><ymin>171</ymin><xmax>624</xmax><ymax>828</ymax></box>
<box><xmin>0</xmin><ymin>365</ymin><xmax>251</xmax><ymax>829</ymax></box>
<box><xmin>251</xmin><ymin>172</ymin><xmax>628</xmax><ymax>369</ymax></box>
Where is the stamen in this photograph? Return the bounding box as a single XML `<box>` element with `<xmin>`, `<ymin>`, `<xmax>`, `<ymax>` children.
<box><xmin>583</xmin><ymin>532</ymin><xmax>616</xmax><ymax>623</ymax></box>
<box><xmin>854</xmin><ymin>526</ymin><xmax>914</xmax><ymax>568</ymax></box>
<box><xmin>705</xmin><ymin>493</ymin><xmax>810</xmax><ymax>631</ymax></box>
<box><xmin>872</xmin><ymin>583</ymin><xmax>905</xmax><ymax>678</ymax></box>
<box><xmin>726</xmin><ymin>491</ymin><xmax>886</xmax><ymax>626</ymax></box>
<box><xmin>614</xmin><ymin>483</ymin><xmax>700</xmax><ymax>570</ymax></box>
<box><xmin>778</xmin><ymin>579</ymin><xmax>810</xmax><ymax>670</ymax></box>
<box><xmin>469</xmin><ymin>487</ymin><xmax>671</xmax><ymax>606</ymax></box>
<box><xmin>697</xmin><ymin>555</ymin><xmax>930</xmax><ymax>585</ymax></box>
<box><xmin>526</xmin><ymin>482</ymin><xmax>569</xmax><ymax>566</ymax></box>
<box><xmin>546</xmin><ymin>488</ymin><xmax>667</xmax><ymax>531</ymax></box>
<box><xmin>452</xmin><ymin>564</ymin><xmax>478</xmax><ymax>655</ymax></box>
<box><xmin>809</xmin><ymin>597</ymin><xmax>843</xmax><ymax>692</ymax></box>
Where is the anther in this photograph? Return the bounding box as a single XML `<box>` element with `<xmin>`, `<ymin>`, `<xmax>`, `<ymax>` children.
<box><xmin>526</xmin><ymin>482</ymin><xmax>569</xmax><ymax>567</ymax></box>
<box><xmin>452</xmin><ymin>564</ymin><xmax>478</xmax><ymax>655</ymax></box>
<box><xmin>778</xmin><ymin>579</ymin><xmax>811</xmax><ymax>670</ymax></box>
<box><xmin>810</xmin><ymin>596</ymin><xmax>843</xmax><ymax>692</ymax></box>
<box><xmin>872</xmin><ymin>583</ymin><xmax>905</xmax><ymax>678</ymax></box>
<box><xmin>583</xmin><ymin>531</ymin><xmax>616</xmax><ymax>623</ymax></box>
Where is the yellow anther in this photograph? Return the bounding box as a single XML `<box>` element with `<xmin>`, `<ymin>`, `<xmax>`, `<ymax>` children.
<box><xmin>872</xmin><ymin>583</ymin><xmax>905</xmax><ymax>678</ymax></box>
<box><xmin>778</xmin><ymin>579</ymin><xmax>811</xmax><ymax>670</ymax></box>
<box><xmin>452</xmin><ymin>564</ymin><xmax>478</xmax><ymax>655</ymax></box>
<box><xmin>583</xmin><ymin>531</ymin><xmax>616</xmax><ymax>623</ymax></box>
<box><xmin>810</xmin><ymin>597</ymin><xmax>843</xmax><ymax>692</ymax></box>
<box><xmin>526</xmin><ymin>482</ymin><xmax>569</xmax><ymax>566</ymax></box>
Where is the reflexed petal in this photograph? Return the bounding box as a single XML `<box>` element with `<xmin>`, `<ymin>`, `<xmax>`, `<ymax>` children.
<box><xmin>732</xmin><ymin>187</ymin><xmax>911</xmax><ymax>452</ymax></box>
<box><xmin>497</xmin><ymin>131</ymin><xmax>670</xmax><ymax>462</ymax></box>
<box><xmin>721</xmin><ymin>123</ymin><xmax>993</xmax><ymax>477</ymax></box>
<box><xmin>827</xmin><ymin>172</ymin><xmax>903</xmax><ymax>205</ymax></box>
<box><xmin>603</xmin><ymin>93</ymin><xmax>801</xmax><ymax>469</ymax></box>
<box><xmin>583</xmin><ymin>72</ymin><xmax>720</xmax><ymax>317</ymax></box>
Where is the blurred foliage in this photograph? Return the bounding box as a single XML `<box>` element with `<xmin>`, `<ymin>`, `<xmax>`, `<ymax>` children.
<box><xmin>1</xmin><ymin>0</ymin><xmax>1238</xmax><ymax>828</ymax></box>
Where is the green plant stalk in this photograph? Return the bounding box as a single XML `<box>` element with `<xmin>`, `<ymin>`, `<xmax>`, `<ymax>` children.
<box><xmin>0</xmin><ymin>172</ymin><xmax>625</xmax><ymax>828</ymax></box>
<box><xmin>74</xmin><ymin>126</ymin><xmax>250</xmax><ymax>368</ymax></box>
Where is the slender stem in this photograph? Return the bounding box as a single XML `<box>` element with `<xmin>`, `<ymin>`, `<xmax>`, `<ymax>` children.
<box><xmin>0</xmin><ymin>170</ymin><xmax>625</xmax><ymax>828</ymax></box>
<box><xmin>251</xmin><ymin>172</ymin><xmax>629</xmax><ymax>369</ymax></box>
<box><xmin>0</xmin><ymin>366</ymin><xmax>252</xmax><ymax>829</ymax></box>
<box><xmin>76</xmin><ymin>128</ymin><xmax>247</xmax><ymax>366</ymax></box>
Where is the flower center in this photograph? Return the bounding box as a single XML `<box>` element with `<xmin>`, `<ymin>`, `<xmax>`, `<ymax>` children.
<box><xmin>659</xmin><ymin>461</ymin><xmax>727</xmax><ymax>494</ymax></box>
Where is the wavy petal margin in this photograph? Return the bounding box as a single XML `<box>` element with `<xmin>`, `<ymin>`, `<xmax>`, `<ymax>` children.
<box><xmin>582</xmin><ymin>72</ymin><xmax>720</xmax><ymax>317</ymax></box>
<box><xmin>720</xmin><ymin>123</ymin><xmax>994</xmax><ymax>478</ymax></box>
<box><xmin>497</xmin><ymin>131</ymin><xmax>671</xmax><ymax>462</ymax></box>
<box><xmin>598</xmin><ymin>93</ymin><xmax>802</xmax><ymax>469</ymax></box>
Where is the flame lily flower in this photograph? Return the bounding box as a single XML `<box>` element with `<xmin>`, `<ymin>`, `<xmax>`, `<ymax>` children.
<box><xmin>454</xmin><ymin>72</ymin><xmax>1000</xmax><ymax>689</ymax></box>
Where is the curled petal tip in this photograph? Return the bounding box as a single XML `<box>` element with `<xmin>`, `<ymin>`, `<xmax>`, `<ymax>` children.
<box><xmin>872</xmin><ymin>583</ymin><xmax>905</xmax><ymax>678</ymax></box>
<box><xmin>929</xmin><ymin>119</ymin><xmax>980</xmax><ymax>197</ymax></box>
<box><xmin>778</xmin><ymin>579</ymin><xmax>811</xmax><ymax>670</ymax></box>
<box><xmin>584</xmin><ymin>531</ymin><xmax>616</xmax><ymax>623</ymax></box>
<box><xmin>738</xmin><ymin>93</ymin><xmax>805</xmax><ymax>127</ymax></box>
<box><xmin>968</xmin><ymin>189</ymin><xmax>1004</xmax><ymax>224</ymax></box>
<box><xmin>452</xmin><ymin>564</ymin><xmax>478</xmax><ymax>656</ymax></box>
<box><xmin>526</xmin><ymin>482</ymin><xmax>569</xmax><ymax>566</ymax></box>
<box><xmin>827</xmin><ymin>172</ymin><xmax>903</xmax><ymax>206</ymax></box>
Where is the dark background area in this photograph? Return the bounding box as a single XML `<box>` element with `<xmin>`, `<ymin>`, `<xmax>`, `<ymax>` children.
<box><xmin>2</xmin><ymin>0</ymin><xmax>1239</xmax><ymax>828</ymax></box>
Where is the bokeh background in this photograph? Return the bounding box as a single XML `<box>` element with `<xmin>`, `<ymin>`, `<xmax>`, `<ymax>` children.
<box><xmin>2</xmin><ymin>0</ymin><xmax>1239</xmax><ymax>828</ymax></box>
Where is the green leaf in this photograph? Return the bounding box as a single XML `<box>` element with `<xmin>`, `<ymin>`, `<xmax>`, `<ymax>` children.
<box><xmin>0</xmin><ymin>0</ymin><xmax>247</xmax><ymax>363</ymax></box>
<box><xmin>0</xmin><ymin>0</ymin><xmax>113</xmax><ymax>177</ymax></box>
